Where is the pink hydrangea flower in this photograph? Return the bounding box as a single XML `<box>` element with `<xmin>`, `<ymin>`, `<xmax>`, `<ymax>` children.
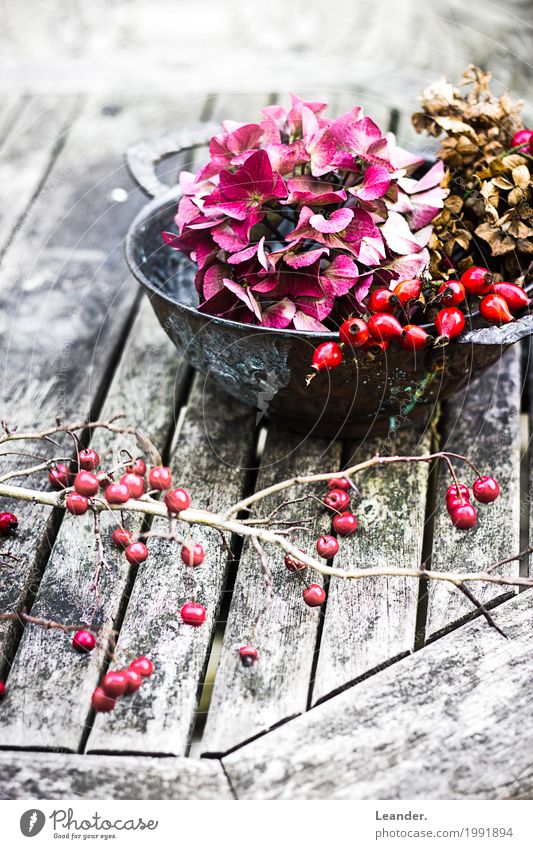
<box><xmin>163</xmin><ymin>96</ymin><xmax>447</xmax><ymax>330</ymax></box>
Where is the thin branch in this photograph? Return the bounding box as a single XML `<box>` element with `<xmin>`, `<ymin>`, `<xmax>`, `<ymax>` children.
<box><xmin>457</xmin><ymin>584</ymin><xmax>508</xmax><ymax>639</ymax></box>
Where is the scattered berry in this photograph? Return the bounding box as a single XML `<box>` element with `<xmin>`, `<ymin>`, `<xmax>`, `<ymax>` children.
<box><xmin>438</xmin><ymin>280</ymin><xmax>465</xmax><ymax>306</ymax></box>
<box><xmin>327</xmin><ymin>477</ymin><xmax>351</xmax><ymax>491</ymax></box>
<box><xmin>102</xmin><ymin>670</ymin><xmax>128</xmax><ymax>699</ymax></box>
<box><xmin>451</xmin><ymin>503</ymin><xmax>478</xmax><ymax>530</ymax></box>
<box><xmin>460</xmin><ymin>266</ymin><xmax>492</xmax><ymax>296</ymax></box>
<box><xmin>311</xmin><ymin>341</ymin><xmax>343</xmax><ymax>373</ymax></box>
<box><xmin>511</xmin><ymin>128</ymin><xmax>533</xmax><ymax>154</ymax></box>
<box><xmin>435</xmin><ymin>307</ymin><xmax>465</xmax><ymax>340</ymax></box>
<box><xmin>368</xmin><ymin>288</ymin><xmax>396</xmax><ymax>313</ymax></box>
<box><xmin>112</xmin><ymin>527</ymin><xmax>133</xmax><ymax>549</ymax></box>
<box><xmin>303</xmin><ymin>584</ymin><xmax>326</xmax><ymax>607</ymax></box>
<box><xmin>129</xmin><ymin>656</ymin><xmax>154</xmax><ymax>677</ymax></box>
<box><xmin>0</xmin><ymin>511</ymin><xmax>18</xmax><ymax>535</ymax></box>
<box><xmin>180</xmin><ymin>542</ymin><xmax>205</xmax><ymax>567</ymax></box>
<box><xmin>316</xmin><ymin>535</ymin><xmax>339</xmax><ymax>558</ymax></box>
<box><xmin>332</xmin><ymin>511</ymin><xmax>357</xmax><ymax>536</ymax></box>
<box><xmin>48</xmin><ymin>464</ymin><xmax>72</xmax><ymax>489</ymax></box>
<box><xmin>148</xmin><ymin>466</ymin><xmax>172</xmax><ymax>491</ymax></box>
<box><xmin>339</xmin><ymin>317</ymin><xmax>370</xmax><ymax>348</ymax></box>
<box><xmin>239</xmin><ymin>646</ymin><xmax>259</xmax><ymax>667</ymax></box>
<box><xmin>78</xmin><ymin>449</ymin><xmax>99</xmax><ymax>471</ymax></box>
<box><xmin>124</xmin><ymin>669</ymin><xmax>143</xmax><ymax>694</ymax></box>
<box><xmin>72</xmin><ymin>629</ymin><xmax>96</xmax><ymax>654</ymax></box>
<box><xmin>66</xmin><ymin>492</ymin><xmax>89</xmax><ymax>515</ymax></box>
<box><xmin>284</xmin><ymin>550</ymin><xmax>306</xmax><ymax>572</ymax></box>
<box><xmin>125</xmin><ymin>541</ymin><xmax>149</xmax><ymax>565</ymax></box>
<box><xmin>324</xmin><ymin>488</ymin><xmax>350</xmax><ymax>513</ymax></box>
<box><xmin>74</xmin><ymin>471</ymin><xmax>99</xmax><ymax>497</ymax></box>
<box><xmin>180</xmin><ymin>601</ymin><xmax>206</xmax><ymax>627</ymax></box>
<box><xmin>480</xmin><ymin>294</ymin><xmax>513</xmax><ymax>325</ymax></box>
<box><xmin>399</xmin><ymin>325</ymin><xmax>430</xmax><ymax>351</ymax></box>
<box><xmin>393</xmin><ymin>278</ymin><xmax>421</xmax><ymax>306</ymax></box>
<box><xmin>368</xmin><ymin>313</ymin><xmax>403</xmax><ymax>342</ymax></box>
<box><xmin>164</xmin><ymin>487</ymin><xmax>191</xmax><ymax>514</ymax></box>
<box><xmin>491</xmin><ymin>282</ymin><xmax>530</xmax><ymax>312</ymax></box>
<box><xmin>126</xmin><ymin>457</ymin><xmax>147</xmax><ymax>476</ymax></box>
<box><xmin>120</xmin><ymin>473</ymin><xmax>145</xmax><ymax>499</ymax></box>
<box><xmin>472</xmin><ymin>476</ymin><xmax>500</xmax><ymax>504</ymax></box>
<box><xmin>104</xmin><ymin>483</ymin><xmax>130</xmax><ymax>504</ymax></box>
<box><xmin>91</xmin><ymin>686</ymin><xmax>116</xmax><ymax>713</ymax></box>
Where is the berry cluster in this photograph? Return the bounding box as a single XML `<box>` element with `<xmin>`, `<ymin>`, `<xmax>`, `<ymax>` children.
<box><xmin>446</xmin><ymin>475</ymin><xmax>500</xmax><ymax>529</ymax></box>
<box><xmin>310</xmin><ymin>268</ymin><xmax>530</xmax><ymax>374</ymax></box>
<box><xmin>285</xmin><ymin>476</ymin><xmax>358</xmax><ymax>608</ymax></box>
<box><xmin>91</xmin><ymin>656</ymin><xmax>154</xmax><ymax>713</ymax></box>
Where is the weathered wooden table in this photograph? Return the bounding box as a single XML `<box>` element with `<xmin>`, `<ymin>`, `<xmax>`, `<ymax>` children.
<box><xmin>0</xmin><ymin>91</ymin><xmax>532</xmax><ymax>801</ymax></box>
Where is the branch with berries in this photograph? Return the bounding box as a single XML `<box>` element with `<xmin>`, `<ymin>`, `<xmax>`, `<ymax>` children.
<box><xmin>0</xmin><ymin>416</ymin><xmax>523</xmax><ymax>715</ymax></box>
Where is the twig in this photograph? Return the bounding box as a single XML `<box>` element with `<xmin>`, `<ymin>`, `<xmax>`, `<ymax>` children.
<box><xmin>457</xmin><ymin>584</ymin><xmax>508</xmax><ymax>639</ymax></box>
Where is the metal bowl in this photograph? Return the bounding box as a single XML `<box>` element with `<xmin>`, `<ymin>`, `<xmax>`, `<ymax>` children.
<box><xmin>124</xmin><ymin>126</ymin><xmax>533</xmax><ymax>439</ymax></box>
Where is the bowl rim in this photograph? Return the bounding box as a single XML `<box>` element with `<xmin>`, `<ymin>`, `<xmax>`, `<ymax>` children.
<box><xmin>125</xmin><ymin>184</ymin><xmax>532</xmax><ymax>341</ymax></box>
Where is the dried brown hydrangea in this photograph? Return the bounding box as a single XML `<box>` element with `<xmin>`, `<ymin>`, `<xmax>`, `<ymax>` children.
<box><xmin>413</xmin><ymin>65</ymin><xmax>532</xmax><ymax>283</ymax></box>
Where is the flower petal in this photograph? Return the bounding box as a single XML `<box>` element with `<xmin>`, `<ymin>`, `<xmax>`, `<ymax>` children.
<box><xmin>262</xmin><ymin>298</ymin><xmax>297</xmax><ymax>328</ymax></box>
<box><xmin>355</xmin><ymin>164</ymin><xmax>391</xmax><ymax>201</ymax></box>
<box><xmin>309</xmin><ymin>208</ymin><xmax>354</xmax><ymax>233</ymax></box>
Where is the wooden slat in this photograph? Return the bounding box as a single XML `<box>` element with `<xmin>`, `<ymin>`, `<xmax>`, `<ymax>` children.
<box><xmin>0</xmin><ymin>298</ymin><xmax>188</xmax><ymax>750</ymax></box>
<box><xmin>0</xmin><ymin>96</ymin><xmax>28</xmax><ymax>148</ymax></box>
<box><xmin>0</xmin><ymin>750</ymin><xmax>232</xmax><ymax>800</ymax></box>
<box><xmin>87</xmin><ymin>376</ymin><xmax>257</xmax><ymax>756</ymax></box>
<box><xmin>425</xmin><ymin>347</ymin><xmax>521</xmax><ymax>640</ymax></box>
<box><xmin>312</xmin><ymin>423</ymin><xmax>432</xmax><ymax>705</ymax></box>
<box><xmin>223</xmin><ymin>589</ymin><xmax>533</xmax><ymax>800</ymax></box>
<box><xmin>201</xmin><ymin>424</ymin><xmax>342</xmax><ymax>756</ymax></box>
<box><xmin>0</xmin><ymin>94</ymin><xmax>205</xmax><ymax>670</ymax></box>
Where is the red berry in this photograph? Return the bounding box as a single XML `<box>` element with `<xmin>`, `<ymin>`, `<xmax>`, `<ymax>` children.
<box><xmin>284</xmin><ymin>549</ymin><xmax>306</xmax><ymax>572</ymax></box>
<box><xmin>460</xmin><ymin>266</ymin><xmax>492</xmax><ymax>296</ymax></box>
<box><xmin>446</xmin><ymin>483</ymin><xmax>470</xmax><ymax>505</ymax></box>
<box><xmin>124</xmin><ymin>669</ymin><xmax>143</xmax><ymax>694</ymax></box>
<box><xmin>102</xmin><ymin>670</ymin><xmax>128</xmax><ymax>698</ymax></box>
<box><xmin>164</xmin><ymin>487</ymin><xmax>191</xmax><ymax>514</ymax></box>
<box><xmin>104</xmin><ymin>483</ymin><xmax>130</xmax><ymax>504</ymax></box>
<box><xmin>332</xmin><ymin>512</ymin><xmax>357</xmax><ymax>536</ymax></box>
<box><xmin>120</xmin><ymin>473</ymin><xmax>145</xmax><ymax>499</ymax></box>
<box><xmin>450</xmin><ymin>503</ymin><xmax>477</xmax><ymax>529</ymax></box>
<box><xmin>180</xmin><ymin>601</ymin><xmax>206</xmax><ymax>627</ymax></box>
<box><xmin>125</xmin><ymin>541</ymin><xmax>149</xmax><ymax>565</ymax></box>
<box><xmin>472</xmin><ymin>476</ymin><xmax>500</xmax><ymax>504</ymax></box>
<box><xmin>78</xmin><ymin>449</ymin><xmax>99</xmax><ymax>471</ymax></box>
<box><xmin>324</xmin><ymin>488</ymin><xmax>350</xmax><ymax>513</ymax></box>
<box><xmin>368</xmin><ymin>288</ymin><xmax>396</xmax><ymax>313</ymax></box>
<box><xmin>91</xmin><ymin>686</ymin><xmax>115</xmax><ymax>713</ymax></box>
<box><xmin>316</xmin><ymin>535</ymin><xmax>339</xmax><ymax>558</ymax></box>
<box><xmin>447</xmin><ymin>495</ymin><xmax>468</xmax><ymax>514</ymax></box>
<box><xmin>368</xmin><ymin>313</ymin><xmax>403</xmax><ymax>342</ymax></box>
<box><xmin>0</xmin><ymin>511</ymin><xmax>18</xmax><ymax>535</ymax></box>
<box><xmin>0</xmin><ymin>681</ymin><xmax>5</xmax><ymax>698</ymax></box>
<box><xmin>511</xmin><ymin>128</ymin><xmax>533</xmax><ymax>154</ymax></box>
<box><xmin>303</xmin><ymin>584</ymin><xmax>326</xmax><ymax>607</ymax></box>
<box><xmin>112</xmin><ymin>527</ymin><xmax>133</xmax><ymax>549</ymax></box>
<box><xmin>66</xmin><ymin>492</ymin><xmax>89</xmax><ymax>515</ymax></box>
<box><xmin>393</xmin><ymin>278</ymin><xmax>421</xmax><ymax>306</ymax></box>
<box><xmin>339</xmin><ymin>317</ymin><xmax>369</xmax><ymax>348</ymax></box>
<box><xmin>180</xmin><ymin>542</ymin><xmax>205</xmax><ymax>567</ymax></box>
<box><xmin>362</xmin><ymin>337</ymin><xmax>390</xmax><ymax>353</ymax></box>
<box><xmin>491</xmin><ymin>282</ymin><xmax>529</xmax><ymax>312</ymax></box>
<box><xmin>311</xmin><ymin>341</ymin><xmax>343</xmax><ymax>373</ymax></box>
<box><xmin>239</xmin><ymin>646</ymin><xmax>259</xmax><ymax>667</ymax></box>
<box><xmin>148</xmin><ymin>466</ymin><xmax>172</xmax><ymax>491</ymax></box>
<box><xmin>48</xmin><ymin>463</ymin><xmax>72</xmax><ymax>489</ymax></box>
<box><xmin>480</xmin><ymin>294</ymin><xmax>513</xmax><ymax>325</ymax></box>
<box><xmin>129</xmin><ymin>656</ymin><xmax>154</xmax><ymax>677</ymax></box>
<box><xmin>399</xmin><ymin>324</ymin><xmax>430</xmax><ymax>351</ymax></box>
<box><xmin>72</xmin><ymin>629</ymin><xmax>96</xmax><ymax>653</ymax></box>
<box><xmin>435</xmin><ymin>307</ymin><xmax>465</xmax><ymax>340</ymax></box>
<box><xmin>74</xmin><ymin>471</ymin><xmax>99</xmax><ymax>497</ymax></box>
<box><xmin>126</xmin><ymin>457</ymin><xmax>147</xmax><ymax>476</ymax></box>
<box><xmin>327</xmin><ymin>477</ymin><xmax>350</xmax><ymax>490</ymax></box>
<box><xmin>438</xmin><ymin>280</ymin><xmax>466</xmax><ymax>306</ymax></box>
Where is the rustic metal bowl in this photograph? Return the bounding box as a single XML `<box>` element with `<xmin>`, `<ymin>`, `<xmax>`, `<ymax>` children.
<box><xmin>125</xmin><ymin>126</ymin><xmax>533</xmax><ymax>439</ymax></box>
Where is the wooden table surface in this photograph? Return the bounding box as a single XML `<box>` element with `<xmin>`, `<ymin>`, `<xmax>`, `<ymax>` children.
<box><xmin>0</xmin><ymin>91</ymin><xmax>532</xmax><ymax>800</ymax></box>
